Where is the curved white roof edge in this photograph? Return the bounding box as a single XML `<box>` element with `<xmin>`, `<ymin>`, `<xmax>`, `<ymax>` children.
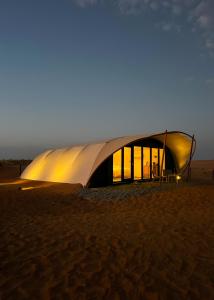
<box><xmin>21</xmin><ymin>131</ymin><xmax>195</xmax><ymax>186</ymax></box>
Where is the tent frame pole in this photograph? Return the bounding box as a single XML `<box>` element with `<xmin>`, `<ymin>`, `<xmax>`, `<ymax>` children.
<box><xmin>160</xmin><ymin>130</ymin><xmax>167</xmax><ymax>183</ymax></box>
<box><xmin>187</xmin><ymin>134</ymin><xmax>194</xmax><ymax>182</ymax></box>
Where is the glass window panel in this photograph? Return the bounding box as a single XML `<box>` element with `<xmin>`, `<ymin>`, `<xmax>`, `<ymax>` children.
<box><xmin>152</xmin><ymin>148</ymin><xmax>159</xmax><ymax>178</ymax></box>
<box><xmin>134</xmin><ymin>146</ymin><xmax>142</xmax><ymax>180</ymax></box>
<box><xmin>113</xmin><ymin>149</ymin><xmax>122</xmax><ymax>182</ymax></box>
<box><xmin>124</xmin><ymin>147</ymin><xmax>131</xmax><ymax>179</ymax></box>
<box><xmin>159</xmin><ymin>149</ymin><xmax>166</xmax><ymax>176</ymax></box>
<box><xmin>143</xmin><ymin>147</ymin><xmax>150</xmax><ymax>179</ymax></box>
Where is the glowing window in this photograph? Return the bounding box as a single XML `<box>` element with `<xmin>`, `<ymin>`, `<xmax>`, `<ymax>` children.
<box><xmin>124</xmin><ymin>147</ymin><xmax>131</xmax><ymax>179</ymax></box>
<box><xmin>134</xmin><ymin>146</ymin><xmax>142</xmax><ymax>180</ymax></box>
<box><xmin>152</xmin><ymin>148</ymin><xmax>159</xmax><ymax>178</ymax></box>
<box><xmin>113</xmin><ymin>149</ymin><xmax>122</xmax><ymax>182</ymax></box>
<box><xmin>143</xmin><ymin>147</ymin><xmax>150</xmax><ymax>179</ymax></box>
<box><xmin>159</xmin><ymin>149</ymin><xmax>166</xmax><ymax>176</ymax></box>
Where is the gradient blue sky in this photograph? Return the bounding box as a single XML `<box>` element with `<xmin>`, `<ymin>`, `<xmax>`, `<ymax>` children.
<box><xmin>0</xmin><ymin>0</ymin><xmax>214</xmax><ymax>159</ymax></box>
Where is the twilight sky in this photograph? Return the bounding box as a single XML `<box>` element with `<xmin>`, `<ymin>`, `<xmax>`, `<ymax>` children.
<box><xmin>0</xmin><ymin>0</ymin><xmax>214</xmax><ymax>159</ymax></box>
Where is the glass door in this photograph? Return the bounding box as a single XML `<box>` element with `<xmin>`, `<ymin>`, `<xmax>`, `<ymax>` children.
<box><xmin>134</xmin><ymin>146</ymin><xmax>142</xmax><ymax>180</ymax></box>
<box><xmin>113</xmin><ymin>149</ymin><xmax>122</xmax><ymax>182</ymax></box>
<box><xmin>143</xmin><ymin>147</ymin><xmax>150</xmax><ymax>179</ymax></box>
<box><xmin>124</xmin><ymin>147</ymin><xmax>131</xmax><ymax>180</ymax></box>
<box><xmin>159</xmin><ymin>149</ymin><xmax>165</xmax><ymax>176</ymax></box>
<box><xmin>151</xmin><ymin>148</ymin><xmax>159</xmax><ymax>178</ymax></box>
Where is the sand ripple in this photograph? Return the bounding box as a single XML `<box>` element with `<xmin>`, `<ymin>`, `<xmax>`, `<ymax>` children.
<box><xmin>0</xmin><ymin>181</ymin><xmax>214</xmax><ymax>299</ymax></box>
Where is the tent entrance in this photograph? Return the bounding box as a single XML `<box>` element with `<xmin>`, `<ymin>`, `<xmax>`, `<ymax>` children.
<box><xmin>113</xmin><ymin>145</ymin><xmax>166</xmax><ymax>184</ymax></box>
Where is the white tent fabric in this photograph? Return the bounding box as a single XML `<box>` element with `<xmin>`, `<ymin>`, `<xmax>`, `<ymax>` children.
<box><xmin>21</xmin><ymin>131</ymin><xmax>195</xmax><ymax>186</ymax></box>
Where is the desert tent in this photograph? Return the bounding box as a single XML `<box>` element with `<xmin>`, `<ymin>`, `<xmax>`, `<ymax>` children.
<box><xmin>21</xmin><ymin>131</ymin><xmax>196</xmax><ymax>187</ymax></box>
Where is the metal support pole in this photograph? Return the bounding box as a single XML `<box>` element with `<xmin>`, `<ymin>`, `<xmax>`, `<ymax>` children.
<box><xmin>160</xmin><ymin>130</ymin><xmax>167</xmax><ymax>183</ymax></box>
<box><xmin>187</xmin><ymin>134</ymin><xmax>195</xmax><ymax>182</ymax></box>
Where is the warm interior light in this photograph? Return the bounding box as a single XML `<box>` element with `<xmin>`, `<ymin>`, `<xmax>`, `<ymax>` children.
<box><xmin>143</xmin><ymin>147</ymin><xmax>150</xmax><ymax>179</ymax></box>
<box><xmin>176</xmin><ymin>175</ymin><xmax>181</xmax><ymax>180</ymax></box>
<box><xmin>134</xmin><ymin>146</ymin><xmax>142</xmax><ymax>180</ymax></box>
<box><xmin>124</xmin><ymin>147</ymin><xmax>131</xmax><ymax>179</ymax></box>
<box><xmin>152</xmin><ymin>148</ymin><xmax>158</xmax><ymax>178</ymax></box>
<box><xmin>113</xmin><ymin>149</ymin><xmax>122</xmax><ymax>182</ymax></box>
<box><xmin>159</xmin><ymin>148</ymin><xmax>166</xmax><ymax>176</ymax></box>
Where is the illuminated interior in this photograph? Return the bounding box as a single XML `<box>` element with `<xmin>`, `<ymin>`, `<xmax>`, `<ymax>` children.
<box><xmin>159</xmin><ymin>148</ymin><xmax>165</xmax><ymax>176</ymax></box>
<box><xmin>112</xmin><ymin>146</ymin><xmax>167</xmax><ymax>183</ymax></box>
<box><xmin>143</xmin><ymin>147</ymin><xmax>150</xmax><ymax>179</ymax></box>
<box><xmin>124</xmin><ymin>147</ymin><xmax>131</xmax><ymax>179</ymax></box>
<box><xmin>151</xmin><ymin>148</ymin><xmax>159</xmax><ymax>178</ymax></box>
<box><xmin>113</xmin><ymin>149</ymin><xmax>122</xmax><ymax>182</ymax></box>
<box><xmin>134</xmin><ymin>146</ymin><xmax>142</xmax><ymax>180</ymax></box>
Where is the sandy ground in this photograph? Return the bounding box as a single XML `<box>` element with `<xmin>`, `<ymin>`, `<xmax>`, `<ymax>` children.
<box><xmin>190</xmin><ymin>160</ymin><xmax>214</xmax><ymax>182</ymax></box>
<box><xmin>0</xmin><ymin>161</ymin><xmax>214</xmax><ymax>300</ymax></box>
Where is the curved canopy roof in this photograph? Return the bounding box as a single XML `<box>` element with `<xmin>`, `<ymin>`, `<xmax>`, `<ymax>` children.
<box><xmin>21</xmin><ymin>131</ymin><xmax>195</xmax><ymax>186</ymax></box>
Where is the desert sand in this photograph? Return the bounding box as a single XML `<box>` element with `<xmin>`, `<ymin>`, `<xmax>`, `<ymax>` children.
<box><xmin>0</xmin><ymin>161</ymin><xmax>214</xmax><ymax>300</ymax></box>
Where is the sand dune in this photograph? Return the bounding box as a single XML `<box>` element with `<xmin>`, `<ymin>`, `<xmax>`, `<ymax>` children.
<box><xmin>191</xmin><ymin>160</ymin><xmax>214</xmax><ymax>182</ymax></box>
<box><xmin>0</xmin><ymin>161</ymin><xmax>214</xmax><ymax>299</ymax></box>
